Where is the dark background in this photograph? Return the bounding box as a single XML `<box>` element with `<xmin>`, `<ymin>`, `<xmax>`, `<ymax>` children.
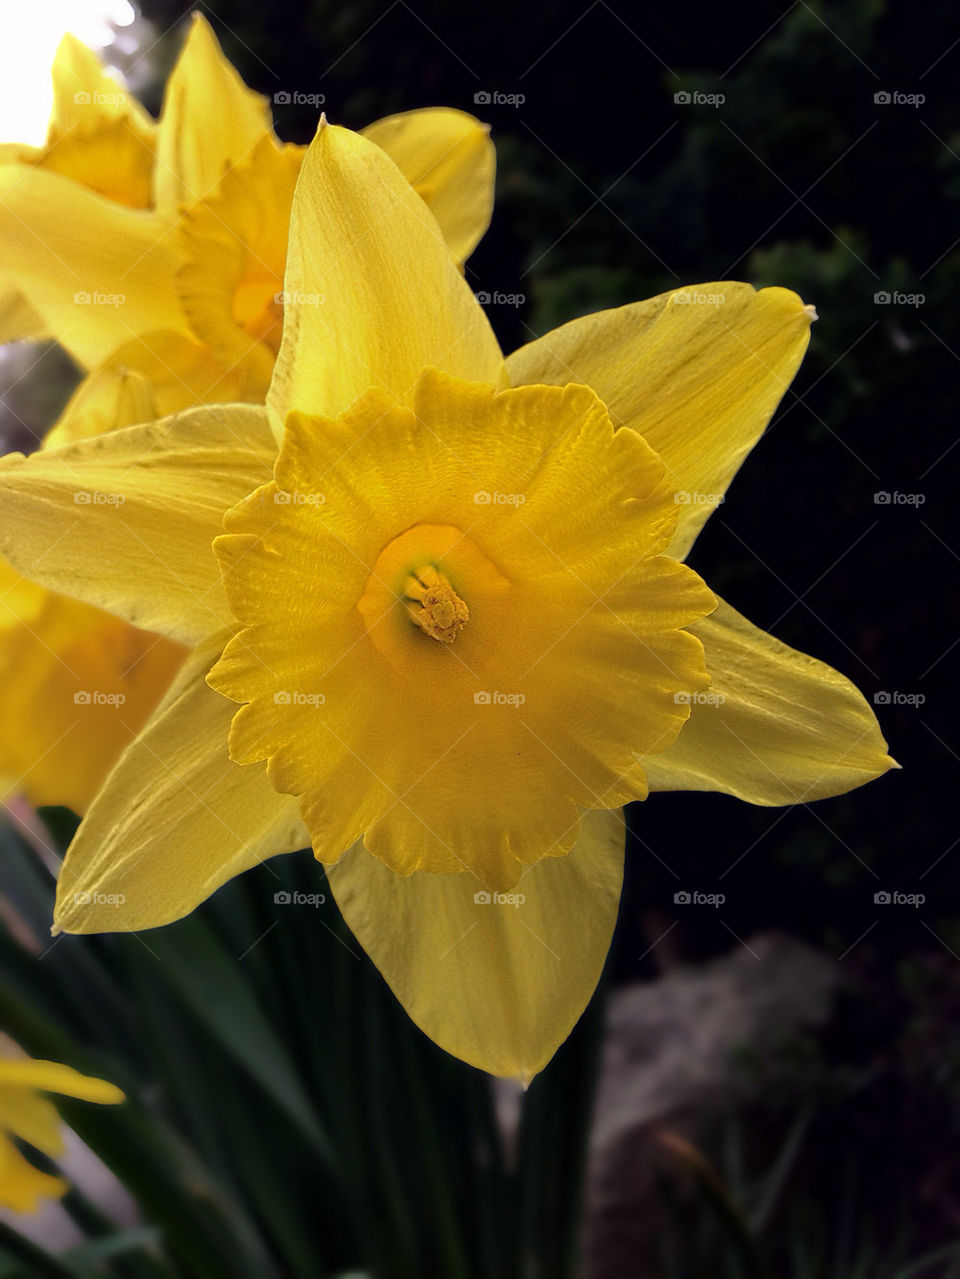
<box><xmin>53</xmin><ymin>0</ymin><xmax>960</xmax><ymax>1270</ymax></box>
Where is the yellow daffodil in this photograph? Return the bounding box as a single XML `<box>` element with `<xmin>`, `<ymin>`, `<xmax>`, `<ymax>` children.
<box><xmin>0</xmin><ymin>14</ymin><xmax>495</xmax><ymax>413</ymax></box>
<box><xmin>0</xmin><ymin>18</ymin><xmax>493</xmax><ymax>812</ymax></box>
<box><xmin>0</xmin><ymin>361</ymin><xmax>184</xmax><ymax>813</ymax></box>
<box><xmin>0</xmin><ymin>1053</ymin><xmax>123</xmax><ymax>1213</ymax></box>
<box><xmin>0</xmin><ymin>122</ymin><xmax>895</xmax><ymax>1080</ymax></box>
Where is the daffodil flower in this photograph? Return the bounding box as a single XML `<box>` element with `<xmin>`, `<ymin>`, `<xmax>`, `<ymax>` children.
<box><xmin>0</xmin><ymin>14</ymin><xmax>496</xmax><ymax>414</ymax></box>
<box><xmin>0</xmin><ymin>18</ymin><xmax>494</xmax><ymax>811</ymax></box>
<box><xmin>0</xmin><ymin>123</ymin><xmax>895</xmax><ymax>1080</ymax></box>
<box><xmin>0</xmin><ymin>1053</ymin><xmax>123</xmax><ymax>1213</ymax></box>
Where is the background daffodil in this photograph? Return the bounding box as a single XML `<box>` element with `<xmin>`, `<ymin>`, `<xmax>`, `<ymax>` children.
<box><xmin>0</xmin><ymin>16</ymin><xmax>495</xmax><ymax>815</ymax></box>
<box><xmin>0</xmin><ymin>1052</ymin><xmax>123</xmax><ymax>1214</ymax></box>
<box><xmin>0</xmin><ymin>13</ymin><xmax>496</xmax><ymax>414</ymax></box>
<box><xmin>0</xmin><ymin>123</ymin><xmax>895</xmax><ymax>1080</ymax></box>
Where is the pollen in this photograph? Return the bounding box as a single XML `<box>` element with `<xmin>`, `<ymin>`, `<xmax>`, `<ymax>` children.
<box><xmin>404</xmin><ymin>565</ymin><xmax>469</xmax><ymax>643</ymax></box>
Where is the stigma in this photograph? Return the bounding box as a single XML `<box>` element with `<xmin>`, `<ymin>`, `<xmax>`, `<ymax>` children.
<box><xmin>404</xmin><ymin>565</ymin><xmax>469</xmax><ymax>643</ymax></box>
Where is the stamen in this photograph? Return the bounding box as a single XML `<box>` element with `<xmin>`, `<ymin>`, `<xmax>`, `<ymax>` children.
<box><xmin>404</xmin><ymin>565</ymin><xmax>469</xmax><ymax>643</ymax></box>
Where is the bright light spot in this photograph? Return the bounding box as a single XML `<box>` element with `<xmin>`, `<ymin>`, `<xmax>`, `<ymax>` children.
<box><xmin>0</xmin><ymin>1</ymin><xmax>136</xmax><ymax>145</ymax></box>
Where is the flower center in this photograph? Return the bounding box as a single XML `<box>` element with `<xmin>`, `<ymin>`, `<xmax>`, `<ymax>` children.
<box><xmin>356</xmin><ymin>523</ymin><xmax>511</xmax><ymax>670</ymax></box>
<box><xmin>404</xmin><ymin>565</ymin><xmax>469</xmax><ymax>643</ymax></box>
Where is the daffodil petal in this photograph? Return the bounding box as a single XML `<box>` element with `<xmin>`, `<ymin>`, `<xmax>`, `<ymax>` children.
<box><xmin>0</xmin><ymin>164</ymin><xmax>186</xmax><ymax>368</ymax></box>
<box><xmin>267</xmin><ymin>120</ymin><xmax>502</xmax><ymax>438</ymax></box>
<box><xmin>0</xmin><ymin>1059</ymin><xmax>124</xmax><ymax>1105</ymax></box>
<box><xmin>0</xmin><ymin>287</ymin><xmax>50</xmax><ymax>343</ymax></box>
<box><xmin>0</xmin><ymin>1088</ymin><xmax>64</xmax><ymax>1155</ymax></box>
<box><xmin>48</xmin><ymin>33</ymin><xmax>154</xmax><ymax>139</ymax></box>
<box><xmin>644</xmin><ymin>597</ymin><xmax>897</xmax><ymax>804</ymax></box>
<box><xmin>0</xmin><ymin>557</ymin><xmax>186</xmax><ymax>814</ymax></box>
<box><xmin>54</xmin><ymin>636</ymin><xmax>308</xmax><ymax>935</ymax></box>
<box><xmin>44</xmin><ymin>364</ymin><xmax>158</xmax><ymax>448</ymax></box>
<box><xmin>327</xmin><ymin>808</ymin><xmax>623</xmax><ymax>1080</ymax></box>
<box><xmin>0</xmin><ymin>1133</ymin><xmax>66</xmax><ymax>1211</ymax></box>
<box><xmin>505</xmin><ymin>282</ymin><xmax>813</xmax><ymax>559</ymax></box>
<box><xmin>0</xmin><ymin>405</ymin><xmax>275</xmax><ymax>644</ymax></box>
<box><xmin>154</xmin><ymin>14</ymin><xmax>274</xmax><ymax>211</ymax></box>
<box><xmin>361</xmin><ymin>107</ymin><xmax>495</xmax><ymax>263</ymax></box>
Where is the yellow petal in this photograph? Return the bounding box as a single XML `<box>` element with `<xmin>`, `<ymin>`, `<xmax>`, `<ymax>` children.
<box><xmin>47</xmin><ymin>33</ymin><xmax>154</xmax><ymax>141</ymax></box>
<box><xmin>0</xmin><ymin>1088</ymin><xmax>64</xmax><ymax>1156</ymax></box>
<box><xmin>90</xmin><ymin>330</ymin><xmax>253</xmax><ymax>418</ymax></box>
<box><xmin>0</xmin><ymin>164</ymin><xmax>186</xmax><ymax>368</ymax></box>
<box><xmin>644</xmin><ymin>596</ymin><xmax>897</xmax><ymax>804</ymax></box>
<box><xmin>506</xmin><ymin>283</ymin><xmax>813</xmax><ymax>559</ymax></box>
<box><xmin>361</xmin><ymin>107</ymin><xmax>495</xmax><ymax>263</ymax></box>
<box><xmin>0</xmin><ymin>405</ymin><xmax>275</xmax><ymax>645</ymax></box>
<box><xmin>267</xmin><ymin>120</ymin><xmax>502</xmax><ymax>439</ymax></box>
<box><xmin>154</xmin><ymin>14</ymin><xmax>274</xmax><ymax>212</ymax></box>
<box><xmin>327</xmin><ymin>808</ymin><xmax>623</xmax><ymax>1080</ymax></box>
<box><xmin>0</xmin><ymin>1133</ymin><xmax>66</xmax><ymax>1212</ymax></box>
<box><xmin>44</xmin><ymin>364</ymin><xmax>158</xmax><ymax>448</ymax></box>
<box><xmin>0</xmin><ymin>1059</ymin><xmax>124</xmax><ymax>1105</ymax></box>
<box><xmin>0</xmin><ymin>288</ymin><xmax>50</xmax><ymax>343</ymax></box>
<box><xmin>0</xmin><ymin>557</ymin><xmax>186</xmax><ymax>814</ymax></box>
<box><xmin>53</xmin><ymin>636</ymin><xmax>308</xmax><ymax>934</ymax></box>
<box><xmin>38</xmin><ymin>112</ymin><xmax>156</xmax><ymax>209</ymax></box>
